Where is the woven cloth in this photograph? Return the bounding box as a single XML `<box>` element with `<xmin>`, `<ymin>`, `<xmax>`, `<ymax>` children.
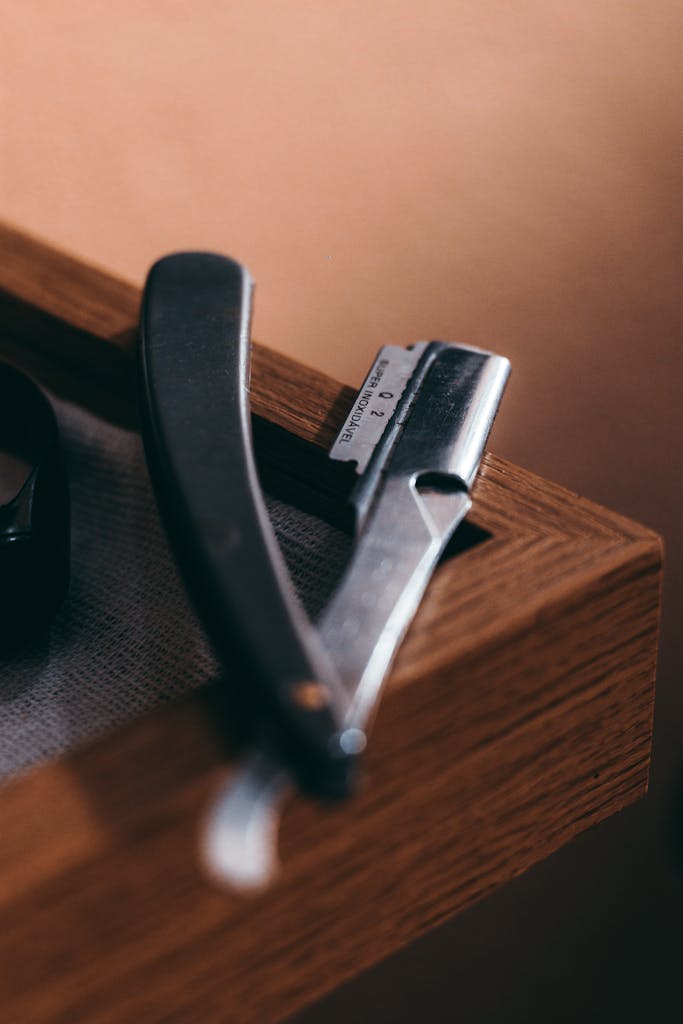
<box><xmin>0</xmin><ymin>398</ymin><xmax>350</xmax><ymax>781</ymax></box>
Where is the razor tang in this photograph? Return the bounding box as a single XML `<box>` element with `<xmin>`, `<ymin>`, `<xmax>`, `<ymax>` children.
<box><xmin>325</xmin><ymin>342</ymin><xmax>510</xmax><ymax>735</ymax></box>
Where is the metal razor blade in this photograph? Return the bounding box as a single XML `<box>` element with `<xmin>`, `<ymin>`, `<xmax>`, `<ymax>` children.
<box><xmin>139</xmin><ymin>253</ymin><xmax>510</xmax><ymax>890</ymax></box>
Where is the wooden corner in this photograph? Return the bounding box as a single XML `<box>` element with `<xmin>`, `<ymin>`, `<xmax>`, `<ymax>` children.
<box><xmin>0</xmin><ymin>224</ymin><xmax>660</xmax><ymax>1023</ymax></box>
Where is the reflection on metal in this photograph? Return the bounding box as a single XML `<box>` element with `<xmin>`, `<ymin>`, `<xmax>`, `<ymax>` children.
<box><xmin>201</xmin><ymin>751</ymin><xmax>289</xmax><ymax>892</ymax></box>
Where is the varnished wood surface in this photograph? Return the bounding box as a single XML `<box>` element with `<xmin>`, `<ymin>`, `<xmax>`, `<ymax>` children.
<box><xmin>0</xmin><ymin>224</ymin><xmax>661</xmax><ymax>1023</ymax></box>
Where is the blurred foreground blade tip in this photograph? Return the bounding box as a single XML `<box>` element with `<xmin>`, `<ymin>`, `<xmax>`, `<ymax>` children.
<box><xmin>199</xmin><ymin>752</ymin><xmax>290</xmax><ymax>893</ymax></box>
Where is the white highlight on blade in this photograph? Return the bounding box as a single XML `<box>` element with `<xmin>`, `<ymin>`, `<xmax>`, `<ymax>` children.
<box><xmin>200</xmin><ymin>751</ymin><xmax>290</xmax><ymax>892</ymax></box>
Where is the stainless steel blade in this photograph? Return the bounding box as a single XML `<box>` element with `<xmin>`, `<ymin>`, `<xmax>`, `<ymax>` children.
<box><xmin>202</xmin><ymin>340</ymin><xmax>510</xmax><ymax>889</ymax></box>
<box><xmin>319</xmin><ymin>478</ymin><xmax>471</xmax><ymax>738</ymax></box>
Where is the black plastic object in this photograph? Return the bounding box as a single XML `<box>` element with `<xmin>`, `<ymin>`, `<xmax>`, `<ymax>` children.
<box><xmin>138</xmin><ymin>253</ymin><xmax>354</xmax><ymax>799</ymax></box>
<box><xmin>0</xmin><ymin>363</ymin><xmax>70</xmax><ymax>650</ymax></box>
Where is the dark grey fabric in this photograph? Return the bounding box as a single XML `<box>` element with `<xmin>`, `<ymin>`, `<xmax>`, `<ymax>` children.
<box><xmin>0</xmin><ymin>399</ymin><xmax>350</xmax><ymax>781</ymax></box>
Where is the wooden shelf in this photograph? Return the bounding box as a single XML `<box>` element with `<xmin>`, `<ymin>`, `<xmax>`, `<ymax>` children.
<box><xmin>0</xmin><ymin>223</ymin><xmax>661</xmax><ymax>1024</ymax></box>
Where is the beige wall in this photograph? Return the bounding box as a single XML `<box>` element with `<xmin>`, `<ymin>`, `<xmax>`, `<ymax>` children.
<box><xmin>2</xmin><ymin>1</ymin><xmax>679</xmax><ymax>545</ymax></box>
<box><xmin>3</xmin><ymin>0</ymin><xmax>680</xmax><ymax>562</ymax></box>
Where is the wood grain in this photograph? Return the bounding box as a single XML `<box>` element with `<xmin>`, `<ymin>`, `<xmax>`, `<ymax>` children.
<box><xmin>0</xmin><ymin>224</ymin><xmax>661</xmax><ymax>1023</ymax></box>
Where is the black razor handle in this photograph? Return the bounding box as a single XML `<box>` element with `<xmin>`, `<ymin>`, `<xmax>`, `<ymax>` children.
<box><xmin>138</xmin><ymin>253</ymin><xmax>354</xmax><ymax>799</ymax></box>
